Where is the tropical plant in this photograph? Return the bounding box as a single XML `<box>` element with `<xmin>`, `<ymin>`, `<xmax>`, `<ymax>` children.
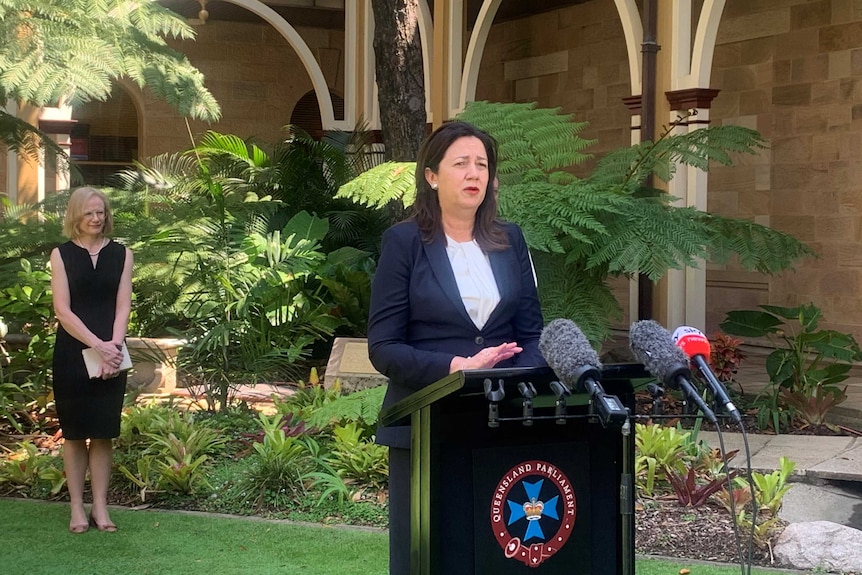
<box><xmin>241</xmin><ymin>412</ymin><xmax>320</xmax><ymax>510</ymax></box>
<box><xmin>152</xmin><ymin>435</ymin><xmax>213</xmax><ymax>495</ymax></box>
<box><xmin>274</xmin><ymin>368</ymin><xmax>342</xmax><ymax>424</ymax></box>
<box><xmin>749</xmin><ymin>387</ymin><xmax>796</xmax><ymax>434</ymax></box>
<box><xmin>0</xmin><ymin>381</ymin><xmax>46</xmax><ymax>434</ymax></box>
<box><xmin>145</xmin><ymin>425</ymin><xmax>228</xmax><ymax>462</ymax></box>
<box><xmin>665</xmin><ymin>465</ymin><xmax>737</xmax><ymax>507</ymax></box>
<box><xmin>0</xmin><ymin>441</ymin><xmax>66</xmax><ymax>497</ymax></box>
<box><xmin>117</xmin><ymin>455</ymin><xmax>161</xmax><ymax>503</ymax></box>
<box><xmin>665</xmin><ymin>443</ymin><xmax>739</xmax><ymax>508</ymax></box>
<box><xmin>304</xmin><ymin>384</ymin><xmax>386</xmax><ymax>437</ymax></box>
<box><xmin>0</xmin><ymin>258</ymin><xmax>56</xmax><ymax>395</ymax></box>
<box><xmin>750</xmin><ymin>456</ymin><xmax>795</xmax><ymax>517</ymax></box>
<box><xmin>323</xmin><ymin>422</ymin><xmax>389</xmax><ymax>492</ymax></box>
<box><xmin>0</xmin><ymin>0</ymin><xmax>219</xmax><ymax>164</ymax></box>
<box><xmin>238</xmin><ymin>413</ymin><xmax>309</xmax><ymax>448</ymax></box>
<box><xmin>634</xmin><ymin>423</ymin><xmax>691</xmax><ymax>497</ymax></box>
<box><xmin>720</xmin><ymin>303</ymin><xmax>862</xmax><ymax>431</ymax></box>
<box><xmin>118</xmin><ymin>402</ymin><xmax>184</xmax><ymax>449</ymax></box>
<box><xmin>114</xmin><ymin>403</ymin><xmax>227</xmax><ymax>496</ymax></box>
<box><xmin>337</xmin><ymin>101</ymin><xmax>814</xmax><ymax>342</ymax></box>
<box><xmin>709</xmin><ymin>332</ymin><xmax>747</xmax><ymax>391</ymax></box>
<box><xmin>721</xmin><ymin>457</ymin><xmax>796</xmax><ymax>548</ymax></box>
<box><xmin>110</xmin><ymin>129</ymin><xmax>383</xmax><ymax>402</ymax></box>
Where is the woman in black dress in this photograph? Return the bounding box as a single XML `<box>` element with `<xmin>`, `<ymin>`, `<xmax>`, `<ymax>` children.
<box><xmin>50</xmin><ymin>187</ymin><xmax>133</xmax><ymax>533</ymax></box>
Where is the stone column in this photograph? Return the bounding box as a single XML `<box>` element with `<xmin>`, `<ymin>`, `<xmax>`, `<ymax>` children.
<box><xmin>430</xmin><ymin>0</ymin><xmax>463</xmax><ymax>126</ymax></box>
<box><xmin>39</xmin><ymin>105</ymin><xmax>76</xmax><ymax>194</ymax></box>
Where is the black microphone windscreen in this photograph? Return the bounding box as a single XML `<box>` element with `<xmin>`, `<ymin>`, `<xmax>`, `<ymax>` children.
<box><xmin>629</xmin><ymin>320</ymin><xmax>690</xmax><ymax>387</ymax></box>
<box><xmin>539</xmin><ymin>319</ymin><xmax>602</xmax><ymax>389</ymax></box>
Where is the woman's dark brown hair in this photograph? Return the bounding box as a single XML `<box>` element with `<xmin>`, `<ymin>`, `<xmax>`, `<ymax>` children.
<box><xmin>411</xmin><ymin>120</ymin><xmax>508</xmax><ymax>251</ymax></box>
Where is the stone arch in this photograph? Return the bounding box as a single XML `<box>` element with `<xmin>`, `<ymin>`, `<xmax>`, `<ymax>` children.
<box><xmin>115</xmin><ymin>78</ymin><xmax>147</xmax><ymax>158</ymax></box>
<box><xmin>68</xmin><ymin>82</ymin><xmax>142</xmax><ymax>188</ymax></box>
<box><xmin>417</xmin><ymin>1</ymin><xmax>433</xmax><ymax>117</ymax></box>
<box><xmin>613</xmin><ymin>0</ymin><xmax>644</xmax><ymax>94</ymax></box>
<box><xmin>459</xmin><ymin>0</ymin><xmax>502</xmax><ymax>110</ymax></box>
<box><xmin>224</xmin><ymin>0</ymin><xmax>337</xmax><ymax>129</ymax></box>
<box><xmin>691</xmin><ymin>0</ymin><xmax>726</xmax><ymax>87</ymax></box>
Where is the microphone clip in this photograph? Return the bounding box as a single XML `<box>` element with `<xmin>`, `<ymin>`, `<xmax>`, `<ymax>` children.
<box><xmin>646</xmin><ymin>383</ymin><xmax>665</xmax><ymax>416</ymax></box>
<box><xmin>517</xmin><ymin>381</ymin><xmax>537</xmax><ymax>426</ymax></box>
<box><xmin>483</xmin><ymin>378</ymin><xmax>505</xmax><ymax>428</ymax></box>
<box><xmin>549</xmin><ymin>380</ymin><xmax>571</xmax><ymax>424</ymax></box>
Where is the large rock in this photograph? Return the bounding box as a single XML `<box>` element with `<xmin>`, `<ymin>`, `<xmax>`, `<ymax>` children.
<box><xmin>773</xmin><ymin>521</ymin><xmax>862</xmax><ymax>573</ymax></box>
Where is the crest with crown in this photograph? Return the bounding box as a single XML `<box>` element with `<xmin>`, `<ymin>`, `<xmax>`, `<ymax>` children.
<box><xmin>523</xmin><ymin>498</ymin><xmax>544</xmax><ymax>520</ymax></box>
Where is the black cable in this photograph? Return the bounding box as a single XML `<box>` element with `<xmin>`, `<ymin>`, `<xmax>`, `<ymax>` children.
<box><xmin>713</xmin><ymin>423</ymin><xmax>746</xmax><ymax>575</ymax></box>
<box><xmin>740</xmin><ymin>425</ymin><xmax>757</xmax><ymax>575</ymax></box>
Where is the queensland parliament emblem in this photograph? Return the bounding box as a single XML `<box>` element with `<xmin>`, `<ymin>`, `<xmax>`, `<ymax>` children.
<box><xmin>490</xmin><ymin>460</ymin><xmax>576</xmax><ymax>568</ymax></box>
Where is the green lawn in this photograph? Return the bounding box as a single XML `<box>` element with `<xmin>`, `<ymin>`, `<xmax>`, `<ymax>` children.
<box><xmin>0</xmin><ymin>499</ymin><xmax>798</xmax><ymax>575</ymax></box>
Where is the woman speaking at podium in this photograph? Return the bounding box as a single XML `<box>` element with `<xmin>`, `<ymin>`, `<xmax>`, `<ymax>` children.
<box><xmin>367</xmin><ymin>120</ymin><xmax>546</xmax><ymax>573</ymax></box>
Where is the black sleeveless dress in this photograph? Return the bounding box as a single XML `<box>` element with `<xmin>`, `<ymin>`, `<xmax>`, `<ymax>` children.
<box><xmin>52</xmin><ymin>240</ymin><xmax>128</xmax><ymax>440</ymax></box>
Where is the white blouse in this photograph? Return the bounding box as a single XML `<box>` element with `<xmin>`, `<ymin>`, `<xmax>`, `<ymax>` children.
<box><xmin>445</xmin><ymin>235</ymin><xmax>501</xmax><ymax>330</ymax></box>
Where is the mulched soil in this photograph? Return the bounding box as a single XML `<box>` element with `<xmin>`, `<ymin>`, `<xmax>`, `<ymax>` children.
<box><xmin>632</xmin><ymin>390</ymin><xmax>861</xmax><ymax>568</ymax></box>
<box><xmin>635</xmin><ymin>500</ymin><xmax>788</xmax><ymax>568</ymax></box>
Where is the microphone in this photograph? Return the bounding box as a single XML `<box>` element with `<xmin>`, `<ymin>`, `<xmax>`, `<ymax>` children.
<box><xmin>628</xmin><ymin>320</ymin><xmax>717</xmax><ymax>423</ymax></box>
<box><xmin>539</xmin><ymin>319</ymin><xmax>628</xmax><ymax>427</ymax></box>
<box><xmin>672</xmin><ymin>326</ymin><xmax>742</xmax><ymax>423</ymax></box>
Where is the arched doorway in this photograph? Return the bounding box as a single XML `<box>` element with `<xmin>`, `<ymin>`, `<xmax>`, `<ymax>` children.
<box><xmin>70</xmin><ymin>85</ymin><xmax>139</xmax><ymax>187</ymax></box>
<box><xmin>290</xmin><ymin>90</ymin><xmax>345</xmax><ymax>140</ymax></box>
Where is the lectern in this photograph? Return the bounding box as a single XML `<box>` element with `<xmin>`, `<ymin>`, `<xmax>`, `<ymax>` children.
<box><xmin>379</xmin><ymin>364</ymin><xmax>648</xmax><ymax>575</ymax></box>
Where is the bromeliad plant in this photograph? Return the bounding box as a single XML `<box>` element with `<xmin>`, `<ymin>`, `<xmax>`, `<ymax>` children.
<box><xmin>665</xmin><ymin>446</ymin><xmax>739</xmax><ymax>508</ymax></box>
<box><xmin>0</xmin><ymin>441</ymin><xmax>66</xmax><ymax>498</ymax></box>
<box><xmin>634</xmin><ymin>423</ymin><xmax>691</xmax><ymax>497</ymax></box>
<box><xmin>241</xmin><ymin>412</ymin><xmax>320</xmax><ymax>510</ymax></box>
<box><xmin>717</xmin><ymin>457</ymin><xmax>796</xmax><ymax>548</ymax></box>
<box><xmin>721</xmin><ymin>303</ymin><xmax>862</xmax><ymax>432</ymax></box>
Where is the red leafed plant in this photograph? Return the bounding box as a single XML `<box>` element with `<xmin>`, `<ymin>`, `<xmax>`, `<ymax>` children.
<box><xmin>665</xmin><ymin>466</ymin><xmax>739</xmax><ymax>507</ymax></box>
<box><xmin>709</xmin><ymin>332</ymin><xmax>746</xmax><ymax>390</ymax></box>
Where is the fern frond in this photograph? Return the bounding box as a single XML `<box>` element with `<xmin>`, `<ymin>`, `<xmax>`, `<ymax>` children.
<box><xmin>533</xmin><ymin>252</ymin><xmax>623</xmax><ymax>344</ymax></box>
<box><xmin>335</xmin><ymin>162</ymin><xmax>416</xmax><ymax>209</ymax></box>
<box><xmin>0</xmin><ymin>0</ymin><xmax>219</xmax><ymax>120</ymax></box>
<box><xmin>698</xmin><ymin>212</ymin><xmax>817</xmax><ymax>274</ymax></box>
<box><xmin>305</xmin><ymin>385</ymin><xmax>386</xmax><ymax>430</ymax></box>
<box><xmin>458</xmin><ymin>100</ymin><xmax>595</xmax><ymax>180</ymax></box>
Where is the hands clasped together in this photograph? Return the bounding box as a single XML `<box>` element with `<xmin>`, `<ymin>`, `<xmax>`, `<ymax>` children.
<box><xmin>451</xmin><ymin>341</ymin><xmax>523</xmax><ymax>373</ymax></box>
<box><xmin>94</xmin><ymin>340</ymin><xmax>124</xmax><ymax>380</ymax></box>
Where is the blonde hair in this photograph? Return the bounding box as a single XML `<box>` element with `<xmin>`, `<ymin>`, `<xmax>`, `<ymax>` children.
<box><xmin>62</xmin><ymin>187</ymin><xmax>115</xmax><ymax>239</ymax></box>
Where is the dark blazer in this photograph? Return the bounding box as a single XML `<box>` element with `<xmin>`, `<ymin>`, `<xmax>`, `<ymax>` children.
<box><xmin>368</xmin><ymin>219</ymin><xmax>547</xmax><ymax>447</ymax></box>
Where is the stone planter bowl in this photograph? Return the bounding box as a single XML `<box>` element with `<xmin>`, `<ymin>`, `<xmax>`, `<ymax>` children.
<box><xmin>125</xmin><ymin>337</ymin><xmax>186</xmax><ymax>393</ymax></box>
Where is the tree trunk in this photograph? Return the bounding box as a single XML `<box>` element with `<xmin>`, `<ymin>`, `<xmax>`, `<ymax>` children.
<box><xmin>371</xmin><ymin>0</ymin><xmax>427</xmax><ymax>223</ymax></box>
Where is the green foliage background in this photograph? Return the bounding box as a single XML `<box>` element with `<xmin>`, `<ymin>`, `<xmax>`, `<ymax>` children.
<box><xmin>338</xmin><ymin>101</ymin><xmax>814</xmax><ymax>342</ymax></box>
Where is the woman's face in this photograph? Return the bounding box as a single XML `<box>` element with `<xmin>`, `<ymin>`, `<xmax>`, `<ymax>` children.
<box><xmin>77</xmin><ymin>195</ymin><xmax>106</xmax><ymax>238</ymax></box>
<box><xmin>425</xmin><ymin>136</ymin><xmax>489</xmax><ymax>217</ymax></box>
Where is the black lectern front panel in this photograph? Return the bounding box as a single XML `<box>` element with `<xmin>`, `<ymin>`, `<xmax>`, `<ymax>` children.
<box><xmin>433</xmin><ymin>401</ymin><xmax>624</xmax><ymax>575</ymax></box>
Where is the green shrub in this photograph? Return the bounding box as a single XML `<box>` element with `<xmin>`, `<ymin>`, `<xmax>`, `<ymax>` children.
<box><xmin>634</xmin><ymin>423</ymin><xmax>691</xmax><ymax>497</ymax></box>
<box><xmin>321</xmin><ymin>422</ymin><xmax>388</xmax><ymax>493</ymax></box>
<box><xmin>721</xmin><ymin>303</ymin><xmax>862</xmax><ymax>432</ymax></box>
<box><xmin>0</xmin><ymin>441</ymin><xmax>65</xmax><ymax>498</ymax></box>
<box><xmin>240</xmin><ymin>413</ymin><xmax>319</xmax><ymax>510</ymax></box>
